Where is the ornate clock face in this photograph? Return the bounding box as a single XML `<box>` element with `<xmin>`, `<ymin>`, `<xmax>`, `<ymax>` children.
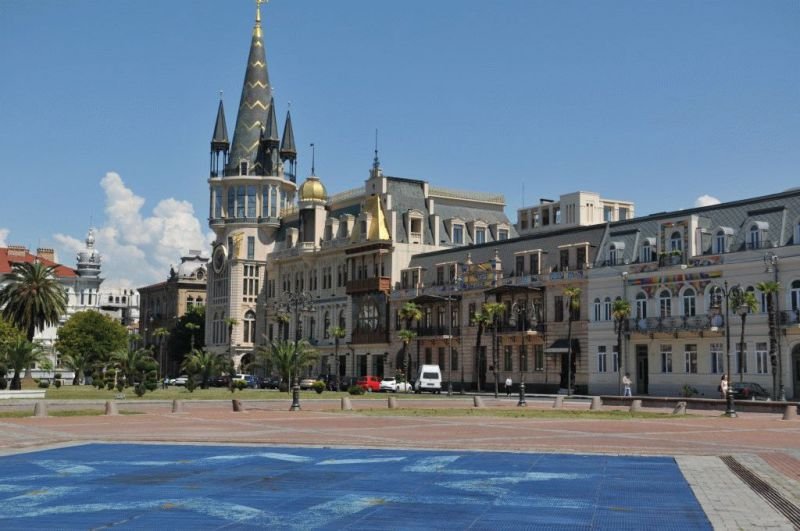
<box><xmin>212</xmin><ymin>245</ymin><xmax>227</xmax><ymax>274</ymax></box>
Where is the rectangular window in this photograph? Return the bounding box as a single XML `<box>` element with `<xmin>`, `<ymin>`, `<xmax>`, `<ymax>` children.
<box><xmin>604</xmin><ymin>205</ymin><xmax>614</xmax><ymax>221</ymax></box>
<box><xmin>425</xmin><ymin>347</ymin><xmax>432</xmax><ymax>365</ymax></box>
<box><xmin>504</xmin><ymin>345</ymin><xmax>513</xmax><ymax>371</ymax></box>
<box><xmin>554</xmin><ymin>206</ymin><xmax>561</xmax><ymax>224</ymax></box>
<box><xmin>710</xmin><ymin>343</ymin><xmax>724</xmax><ymax>374</ymax></box>
<box><xmin>515</xmin><ymin>256</ymin><xmax>524</xmax><ymax>276</ymax></box>
<box><xmin>227</xmin><ymin>188</ymin><xmax>235</xmax><ymax>218</ymax></box>
<box><xmin>436</xmin><ymin>266</ymin><xmax>444</xmax><ymax>285</ymax></box>
<box><xmin>519</xmin><ymin>345</ymin><xmax>528</xmax><ymax>372</ymax></box>
<box><xmin>619</xmin><ymin>207</ymin><xmax>629</xmax><ymax>220</ymax></box>
<box><xmin>452</xmin><ymin>224</ymin><xmax>463</xmax><ymax>244</ymax></box>
<box><xmin>498</xmin><ymin>229</ymin><xmax>509</xmax><ymax>240</ymax></box>
<box><xmin>468</xmin><ymin>303</ymin><xmax>476</xmax><ymax>325</ymax></box>
<box><xmin>756</xmin><ymin>342</ymin><xmax>768</xmax><ymax>374</ymax></box>
<box><xmin>534</xmin><ymin>344</ymin><xmax>544</xmax><ymax>371</ymax></box>
<box><xmin>554</xmin><ymin>296</ymin><xmax>564</xmax><ymax>322</ymax></box>
<box><xmin>612</xmin><ymin>346</ymin><xmax>619</xmax><ymax>372</ymax></box>
<box><xmin>560</xmin><ymin>249</ymin><xmax>569</xmax><ymax>270</ymax></box>
<box><xmin>576</xmin><ymin>247</ymin><xmax>586</xmax><ymax>269</ymax></box>
<box><xmin>736</xmin><ymin>346</ymin><xmax>748</xmax><ymax>375</ymax></box>
<box><xmin>236</xmin><ymin>186</ymin><xmax>245</xmax><ymax>218</ymax></box>
<box><xmin>661</xmin><ymin>345</ymin><xmax>673</xmax><ymax>373</ymax></box>
<box><xmin>475</xmin><ymin>228</ymin><xmax>486</xmax><ymax>244</ymax></box>
<box><xmin>684</xmin><ymin>344</ymin><xmax>698</xmax><ymax>374</ymax></box>
<box><xmin>247</xmin><ymin>236</ymin><xmax>255</xmax><ymax>260</ymax></box>
<box><xmin>214</xmin><ymin>187</ymin><xmax>223</xmax><ymax>218</ymax></box>
<box><xmin>246</xmin><ymin>186</ymin><xmax>256</xmax><ymax>218</ymax></box>
<box><xmin>542</xmin><ymin>208</ymin><xmax>550</xmax><ymax>226</ymax></box>
<box><xmin>529</xmin><ymin>254</ymin><xmax>539</xmax><ymax>275</ymax></box>
<box><xmin>598</xmin><ymin>346</ymin><xmax>607</xmax><ymax>373</ymax></box>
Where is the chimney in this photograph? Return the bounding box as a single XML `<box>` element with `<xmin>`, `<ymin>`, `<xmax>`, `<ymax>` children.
<box><xmin>37</xmin><ymin>248</ymin><xmax>55</xmax><ymax>263</ymax></box>
<box><xmin>7</xmin><ymin>245</ymin><xmax>27</xmax><ymax>258</ymax></box>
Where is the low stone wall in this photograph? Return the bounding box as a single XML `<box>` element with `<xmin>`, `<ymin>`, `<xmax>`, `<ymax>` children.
<box><xmin>600</xmin><ymin>395</ymin><xmax>799</xmax><ymax>414</ymax></box>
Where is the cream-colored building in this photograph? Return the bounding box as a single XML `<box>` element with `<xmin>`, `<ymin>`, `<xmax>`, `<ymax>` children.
<box><xmin>516</xmin><ymin>191</ymin><xmax>634</xmax><ymax>236</ymax></box>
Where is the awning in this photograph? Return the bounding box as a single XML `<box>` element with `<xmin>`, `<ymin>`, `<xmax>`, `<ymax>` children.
<box><xmin>411</xmin><ymin>293</ymin><xmax>461</xmax><ymax>304</ymax></box>
<box><xmin>484</xmin><ymin>284</ymin><xmax>542</xmax><ymax>296</ymax></box>
<box><xmin>545</xmin><ymin>339</ymin><xmax>580</xmax><ymax>353</ymax></box>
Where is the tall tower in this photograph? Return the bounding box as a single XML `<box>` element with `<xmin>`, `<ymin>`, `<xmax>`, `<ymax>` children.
<box><xmin>206</xmin><ymin>1</ymin><xmax>298</xmax><ymax>363</ymax></box>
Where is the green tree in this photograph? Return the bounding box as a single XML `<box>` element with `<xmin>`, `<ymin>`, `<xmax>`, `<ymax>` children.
<box><xmin>60</xmin><ymin>351</ymin><xmax>91</xmax><ymax>385</ymax></box>
<box><xmin>729</xmin><ymin>289</ymin><xmax>758</xmax><ymax>383</ymax></box>
<box><xmin>756</xmin><ymin>280</ymin><xmax>780</xmax><ymax>397</ymax></box>
<box><xmin>0</xmin><ymin>262</ymin><xmax>67</xmax><ymax>342</ymax></box>
<box><xmin>55</xmin><ymin>311</ymin><xmax>128</xmax><ymax>380</ymax></box>
<box><xmin>399</xmin><ymin>302</ymin><xmax>422</xmax><ymax>383</ymax></box>
<box><xmin>329</xmin><ymin>326</ymin><xmax>346</xmax><ymax>391</ymax></box>
<box><xmin>168</xmin><ymin>306</ymin><xmax>206</xmax><ymax>367</ymax></box>
<box><xmin>612</xmin><ymin>298</ymin><xmax>632</xmax><ymax>393</ymax></box>
<box><xmin>563</xmin><ymin>286</ymin><xmax>582</xmax><ymax>395</ymax></box>
<box><xmin>258</xmin><ymin>339</ymin><xmax>319</xmax><ymax>392</ymax></box>
<box><xmin>481</xmin><ymin>302</ymin><xmax>506</xmax><ymax>398</ymax></box>
<box><xmin>111</xmin><ymin>347</ymin><xmax>151</xmax><ymax>388</ymax></box>
<box><xmin>1</xmin><ymin>338</ymin><xmax>46</xmax><ymax>390</ymax></box>
<box><xmin>152</xmin><ymin>327</ymin><xmax>170</xmax><ymax>383</ymax></box>
<box><xmin>181</xmin><ymin>349</ymin><xmax>222</xmax><ymax>389</ymax></box>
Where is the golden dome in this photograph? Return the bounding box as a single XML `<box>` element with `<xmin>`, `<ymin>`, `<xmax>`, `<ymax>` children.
<box><xmin>299</xmin><ymin>175</ymin><xmax>327</xmax><ymax>202</ymax></box>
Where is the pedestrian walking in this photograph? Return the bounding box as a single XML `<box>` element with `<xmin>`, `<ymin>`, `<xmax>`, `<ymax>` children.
<box><xmin>622</xmin><ymin>373</ymin><xmax>632</xmax><ymax>397</ymax></box>
<box><xmin>505</xmin><ymin>377</ymin><xmax>512</xmax><ymax>397</ymax></box>
<box><xmin>719</xmin><ymin>374</ymin><xmax>728</xmax><ymax>399</ymax></box>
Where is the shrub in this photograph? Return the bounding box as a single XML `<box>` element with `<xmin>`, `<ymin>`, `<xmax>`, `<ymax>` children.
<box><xmin>0</xmin><ymin>377</ymin><xmax>7</xmax><ymax>390</ymax></box>
<box><xmin>186</xmin><ymin>376</ymin><xmax>197</xmax><ymax>392</ymax></box>
<box><xmin>347</xmin><ymin>385</ymin><xmax>365</xmax><ymax>395</ymax></box>
<box><xmin>134</xmin><ymin>383</ymin><xmax>146</xmax><ymax>397</ymax></box>
<box><xmin>54</xmin><ymin>372</ymin><xmax>62</xmax><ymax>380</ymax></box>
<box><xmin>38</xmin><ymin>380</ymin><xmax>51</xmax><ymax>388</ymax></box>
<box><xmin>312</xmin><ymin>380</ymin><xmax>325</xmax><ymax>394</ymax></box>
<box><xmin>54</xmin><ymin>380</ymin><xmax>62</xmax><ymax>388</ymax></box>
<box><xmin>680</xmin><ymin>384</ymin><xmax>698</xmax><ymax>398</ymax></box>
<box><xmin>235</xmin><ymin>380</ymin><xmax>247</xmax><ymax>391</ymax></box>
<box><xmin>116</xmin><ymin>382</ymin><xmax>124</xmax><ymax>393</ymax></box>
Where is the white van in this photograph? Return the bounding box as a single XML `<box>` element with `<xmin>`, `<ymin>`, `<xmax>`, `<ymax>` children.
<box><xmin>415</xmin><ymin>364</ymin><xmax>442</xmax><ymax>394</ymax></box>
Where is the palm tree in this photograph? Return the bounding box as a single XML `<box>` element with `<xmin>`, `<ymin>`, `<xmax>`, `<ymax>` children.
<box><xmin>481</xmin><ymin>302</ymin><xmax>506</xmax><ymax>398</ymax></box>
<box><xmin>756</xmin><ymin>280</ymin><xmax>780</xmax><ymax>397</ymax></box>
<box><xmin>729</xmin><ymin>289</ymin><xmax>758</xmax><ymax>383</ymax></box>
<box><xmin>329</xmin><ymin>326</ymin><xmax>346</xmax><ymax>391</ymax></box>
<box><xmin>153</xmin><ymin>327</ymin><xmax>170</xmax><ymax>384</ymax></box>
<box><xmin>61</xmin><ymin>351</ymin><xmax>91</xmax><ymax>385</ymax></box>
<box><xmin>111</xmin><ymin>347</ymin><xmax>151</xmax><ymax>388</ymax></box>
<box><xmin>181</xmin><ymin>349</ymin><xmax>222</xmax><ymax>389</ymax></box>
<box><xmin>398</xmin><ymin>328</ymin><xmax>417</xmax><ymax>393</ymax></box>
<box><xmin>0</xmin><ymin>262</ymin><xmax>67</xmax><ymax>342</ymax></box>
<box><xmin>399</xmin><ymin>302</ymin><xmax>422</xmax><ymax>381</ymax></box>
<box><xmin>471</xmin><ymin>308</ymin><xmax>492</xmax><ymax>392</ymax></box>
<box><xmin>1</xmin><ymin>338</ymin><xmax>45</xmax><ymax>390</ymax></box>
<box><xmin>563</xmin><ymin>286</ymin><xmax>582</xmax><ymax>395</ymax></box>
<box><xmin>612</xmin><ymin>298</ymin><xmax>632</xmax><ymax>394</ymax></box>
<box><xmin>258</xmin><ymin>339</ymin><xmax>319</xmax><ymax>392</ymax></box>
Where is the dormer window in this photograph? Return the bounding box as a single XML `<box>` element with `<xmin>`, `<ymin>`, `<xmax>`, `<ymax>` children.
<box><xmin>714</xmin><ymin>227</ymin><xmax>733</xmax><ymax>254</ymax></box>
<box><xmin>640</xmin><ymin>238</ymin><xmax>655</xmax><ymax>263</ymax></box>
<box><xmin>453</xmin><ymin>224</ymin><xmax>464</xmax><ymax>245</ymax></box>
<box><xmin>670</xmin><ymin>231</ymin><xmax>682</xmax><ymax>252</ymax></box>
<box><xmin>608</xmin><ymin>242</ymin><xmax>624</xmax><ymax>265</ymax></box>
<box><xmin>475</xmin><ymin>228</ymin><xmax>486</xmax><ymax>244</ymax></box>
<box><xmin>498</xmin><ymin>229</ymin><xmax>509</xmax><ymax>240</ymax></box>
<box><xmin>749</xmin><ymin>222</ymin><xmax>768</xmax><ymax>250</ymax></box>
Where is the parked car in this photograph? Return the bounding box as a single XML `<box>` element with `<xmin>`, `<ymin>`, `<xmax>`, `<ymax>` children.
<box><xmin>260</xmin><ymin>376</ymin><xmax>282</xmax><ymax>389</ymax></box>
<box><xmin>171</xmin><ymin>375</ymin><xmax>189</xmax><ymax>386</ymax></box>
<box><xmin>415</xmin><ymin>365</ymin><xmax>442</xmax><ymax>394</ymax></box>
<box><xmin>395</xmin><ymin>381</ymin><xmax>413</xmax><ymax>392</ymax></box>
<box><xmin>210</xmin><ymin>375</ymin><xmax>230</xmax><ymax>387</ymax></box>
<box><xmin>356</xmin><ymin>376</ymin><xmax>381</xmax><ymax>393</ymax></box>
<box><xmin>731</xmin><ymin>382</ymin><xmax>770</xmax><ymax>401</ymax></box>
<box><xmin>379</xmin><ymin>377</ymin><xmax>397</xmax><ymax>392</ymax></box>
<box><xmin>299</xmin><ymin>378</ymin><xmax>317</xmax><ymax>390</ymax></box>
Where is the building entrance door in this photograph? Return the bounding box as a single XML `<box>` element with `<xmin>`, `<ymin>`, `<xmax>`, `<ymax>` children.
<box><xmin>636</xmin><ymin>344</ymin><xmax>649</xmax><ymax>395</ymax></box>
<box><xmin>792</xmin><ymin>344</ymin><xmax>800</xmax><ymax>400</ymax></box>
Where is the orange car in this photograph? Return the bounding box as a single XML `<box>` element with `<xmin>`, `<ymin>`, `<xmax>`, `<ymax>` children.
<box><xmin>356</xmin><ymin>376</ymin><xmax>381</xmax><ymax>392</ymax></box>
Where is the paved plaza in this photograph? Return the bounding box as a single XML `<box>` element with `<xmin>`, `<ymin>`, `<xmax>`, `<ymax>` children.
<box><xmin>0</xmin><ymin>397</ymin><xmax>798</xmax><ymax>529</ymax></box>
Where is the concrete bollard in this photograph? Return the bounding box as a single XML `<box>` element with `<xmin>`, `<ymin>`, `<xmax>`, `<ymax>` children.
<box><xmin>33</xmin><ymin>401</ymin><xmax>47</xmax><ymax>417</ymax></box>
<box><xmin>104</xmin><ymin>401</ymin><xmax>118</xmax><ymax>416</ymax></box>
<box><xmin>232</xmin><ymin>399</ymin><xmax>243</xmax><ymax>412</ymax></box>
<box><xmin>388</xmin><ymin>396</ymin><xmax>397</xmax><ymax>409</ymax></box>
<box><xmin>782</xmin><ymin>404</ymin><xmax>797</xmax><ymax>421</ymax></box>
<box><xmin>672</xmin><ymin>401</ymin><xmax>687</xmax><ymax>415</ymax></box>
<box><xmin>553</xmin><ymin>396</ymin><xmax>564</xmax><ymax>409</ymax></box>
<box><xmin>630</xmin><ymin>399</ymin><xmax>642</xmax><ymax>413</ymax></box>
<box><xmin>341</xmin><ymin>396</ymin><xmax>352</xmax><ymax>411</ymax></box>
<box><xmin>473</xmin><ymin>396</ymin><xmax>485</xmax><ymax>408</ymax></box>
<box><xmin>171</xmin><ymin>399</ymin><xmax>184</xmax><ymax>413</ymax></box>
<box><xmin>590</xmin><ymin>396</ymin><xmax>602</xmax><ymax>410</ymax></box>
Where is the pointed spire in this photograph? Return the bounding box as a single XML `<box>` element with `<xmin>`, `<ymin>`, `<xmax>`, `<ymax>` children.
<box><xmin>280</xmin><ymin>109</ymin><xmax>297</xmax><ymax>161</ymax></box>
<box><xmin>225</xmin><ymin>0</ymin><xmax>272</xmax><ymax>176</ymax></box>
<box><xmin>211</xmin><ymin>94</ymin><xmax>229</xmax><ymax>149</ymax></box>
<box><xmin>263</xmin><ymin>97</ymin><xmax>280</xmax><ymax>146</ymax></box>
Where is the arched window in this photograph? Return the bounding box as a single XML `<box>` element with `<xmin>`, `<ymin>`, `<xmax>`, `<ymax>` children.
<box><xmin>715</xmin><ymin>230</ymin><xmax>726</xmax><ymax>254</ymax></box>
<box><xmin>323</xmin><ymin>311</ymin><xmax>331</xmax><ymax>338</ymax></box>
<box><xmin>708</xmin><ymin>285</ymin><xmax>723</xmax><ymax>311</ymax></box>
<box><xmin>593</xmin><ymin>298</ymin><xmax>601</xmax><ymax>321</ymax></box>
<box><xmin>243</xmin><ymin>310</ymin><xmax>256</xmax><ymax>344</ymax></box>
<box><xmin>635</xmin><ymin>293</ymin><xmax>648</xmax><ymax>320</ymax></box>
<box><xmin>196</xmin><ymin>296</ymin><xmax>203</xmax><ymax>306</ymax></box>
<box><xmin>338</xmin><ymin>309</ymin><xmax>346</xmax><ymax>330</ymax></box>
<box><xmin>603</xmin><ymin>297</ymin><xmax>612</xmax><ymax>321</ymax></box>
<box><xmin>187</xmin><ymin>296</ymin><xmax>194</xmax><ymax>309</ymax></box>
<box><xmin>670</xmin><ymin>231</ymin><xmax>682</xmax><ymax>252</ymax></box>
<box><xmin>791</xmin><ymin>280</ymin><xmax>800</xmax><ymax>312</ymax></box>
<box><xmin>659</xmin><ymin>290</ymin><xmax>671</xmax><ymax>317</ymax></box>
<box><xmin>683</xmin><ymin>288</ymin><xmax>696</xmax><ymax>317</ymax></box>
<box><xmin>640</xmin><ymin>239</ymin><xmax>655</xmax><ymax>263</ymax></box>
<box><xmin>609</xmin><ymin>244</ymin><xmax>619</xmax><ymax>265</ymax></box>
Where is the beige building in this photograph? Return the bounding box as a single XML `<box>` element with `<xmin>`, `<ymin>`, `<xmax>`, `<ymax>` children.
<box><xmin>516</xmin><ymin>191</ymin><xmax>634</xmax><ymax>236</ymax></box>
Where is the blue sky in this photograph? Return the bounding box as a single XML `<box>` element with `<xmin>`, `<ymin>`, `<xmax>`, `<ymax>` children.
<box><xmin>1</xmin><ymin>0</ymin><xmax>798</xmax><ymax>286</ymax></box>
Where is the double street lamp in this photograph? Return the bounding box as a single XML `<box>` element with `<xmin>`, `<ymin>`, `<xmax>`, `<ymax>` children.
<box><xmin>713</xmin><ymin>281</ymin><xmax>745</xmax><ymax>418</ymax></box>
<box><xmin>274</xmin><ymin>291</ymin><xmax>315</xmax><ymax>411</ymax></box>
<box><xmin>764</xmin><ymin>252</ymin><xmax>786</xmax><ymax>402</ymax></box>
<box><xmin>509</xmin><ymin>301</ymin><xmax>537</xmax><ymax>407</ymax></box>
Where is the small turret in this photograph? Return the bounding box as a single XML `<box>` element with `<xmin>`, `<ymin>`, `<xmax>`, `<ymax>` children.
<box><xmin>76</xmin><ymin>228</ymin><xmax>101</xmax><ymax>277</ymax></box>
<box><xmin>210</xmin><ymin>96</ymin><xmax>229</xmax><ymax>177</ymax></box>
<box><xmin>280</xmin><ymin>110</ymin><xmax>297</xmax><ymax>182</ymax></box>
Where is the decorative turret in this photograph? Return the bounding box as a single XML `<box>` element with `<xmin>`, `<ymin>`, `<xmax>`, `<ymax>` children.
<box><xmin>224</xmin><ymin>0</ymin><xmax>272</xmax><ymax>177</ymax></box>
<box><xmin>210</xmin><ymin>96</ymin><xmax>229</xmax><ymax>177</ymax></box>
<box><xmin>76</xmin><ymin>228</ymin><xmax>101</xmax><ymax>277</ymax></box>
<box><xmin>280</xmin><ymin>110</ymin><xmax>297</xmax><ymax>182</ymax></box>
<box><xmin>256</xmin><ymin>97</ymin><xmax>281</xmax><ymax>175</ymax></box>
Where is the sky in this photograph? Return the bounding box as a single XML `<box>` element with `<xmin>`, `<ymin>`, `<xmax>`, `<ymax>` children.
<box><xmin>1</xmin><ymin>0</ymin><xmax>798</xmax><ymax>287</ymax></box>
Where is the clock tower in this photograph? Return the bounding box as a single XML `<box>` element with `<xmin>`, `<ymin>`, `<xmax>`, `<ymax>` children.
<box><xmin>205</xmin><ymin>1</ymin><xmax>298</xmax><ymax>365</ymax></box>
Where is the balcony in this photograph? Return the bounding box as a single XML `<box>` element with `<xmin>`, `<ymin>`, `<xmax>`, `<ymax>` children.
<box><xmin>780</xmin><ymin>310</ymin><xmax>800</xmax><ymax>330</ymax></box>
<box><xmin>416</xmin><ymin>326</ymin><xmax>461</xmax><ymax>338</ymax></box>
<box><xmin>345</xmin><ymin>276</ymin><xmax>391</xmax><ymax>295</ymax></box>
<box><xmin>628</xmin><ymin>314</ymin><xmax>720</xmax><ymax>335</ymax></box>
<box><xmin>350</xmin><ymin>329</ymin><xmax>389</xmax><ymax>344</ymax></box>
<box><xmin>496</xmin><ymin>322</ymin><xmax>546</xmax><ymax>335</ymax></box>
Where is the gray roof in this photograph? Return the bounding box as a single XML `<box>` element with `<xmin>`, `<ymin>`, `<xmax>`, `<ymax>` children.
<box><xmin>386</xmin><ymin>178</ymin><xmax>433</xmax><ymax>244</ymax></box>
<box><xmin>211</xmin><ymin>99</ymin><xmax>229</xmax><ymax>146</ymax></box>
<box><xmin>280</xmin><ymin>110</ymin><xmax>296</xmax><ymax>159</ymax></box>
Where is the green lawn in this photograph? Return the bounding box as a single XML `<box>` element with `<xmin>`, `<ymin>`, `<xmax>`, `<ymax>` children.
<box><xmin>44</xmin><ymin>386</ymin><xmax>403</xmax><ymax>401</ymax></box>
<box><xmin>347</xmin><ymin>408</ymin><xmax>692</xmax><ymax>420</ymax></box>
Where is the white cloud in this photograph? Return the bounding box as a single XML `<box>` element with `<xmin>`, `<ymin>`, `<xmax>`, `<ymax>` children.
<box><xmin>53</xmin><ymin>172</ymin><xmax>213</xmax><ymax>288</ymax></box>
<box><xmin>694</xmin><ymin>194</ymin><xmax>721</xmax><ymax>208</ymax></box>
<box><xmin>0</xmin><ymin>228</ymin><xmax>8</xmax><ymax>247</ymax></box>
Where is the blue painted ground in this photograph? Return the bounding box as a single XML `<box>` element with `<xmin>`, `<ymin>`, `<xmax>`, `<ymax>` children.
<box><xmin>0</xmin><ymin>443</ymin><xmax>710</xmax><ymax>530</ymax></box>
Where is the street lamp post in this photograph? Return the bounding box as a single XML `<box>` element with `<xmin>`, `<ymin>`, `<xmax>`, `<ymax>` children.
<box><xmin>764</xmin><ymin>252</ymin><xmax>786</xmax><ymax>402</ymax></box>
<box><xmin>719</xmin><ymin>281</ymin><xmax>741</xmax><ymax>418</ymax></box>
<box><xmin>275</xmin><ymin>291</ymin><xmax>315</xmax><ymax>411</ymax></box>
<box><xmin>510</xmin><ymin>301</ymin><xmax>535</xmax><ymax>407</ymax></box>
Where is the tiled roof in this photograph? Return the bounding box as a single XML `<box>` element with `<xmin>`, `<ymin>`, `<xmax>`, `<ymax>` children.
<box><xmin>0</xmin><ymin>248</ymin><xmax>78</xmax><ymax>278</ymax></box>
